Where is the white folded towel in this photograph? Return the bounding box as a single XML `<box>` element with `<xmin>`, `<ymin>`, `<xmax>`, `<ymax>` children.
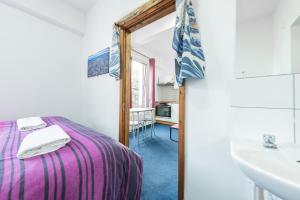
<box><xmin>17</xmin><ymin>117</ymin><xmax>47</xmax><ymax>132</ymax></box>
<box><xmin>17</xmin><ymin>125</ymin><xmax>71</xmax><ymax>159</ymax></box>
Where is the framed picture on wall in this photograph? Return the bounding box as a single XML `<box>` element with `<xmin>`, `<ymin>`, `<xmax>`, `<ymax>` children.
<box><xmin>88</xmin><ymin>47</ymin><xmax>110</xmax><ymax>77</ymax></box>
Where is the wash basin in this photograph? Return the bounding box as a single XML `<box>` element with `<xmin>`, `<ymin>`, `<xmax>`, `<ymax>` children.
<box><xmin>231</xmin><ymin>139</ymin><xmax>300</xmax><ymax>200</ymax></box>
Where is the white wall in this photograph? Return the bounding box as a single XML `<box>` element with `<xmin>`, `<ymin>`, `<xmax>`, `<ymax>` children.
<box><xmin>291</xmin><ymin>25</ymin><xmax>300</xmax><ymax>73</ymax></box>
<box><xmin>0</xmin><ymin>3</ymin><xmax>83</xmax><ymax>122</ymax></box>
<box><xmin>185</xmin><ymin>0</ymin><xmax>252</xmax><ymax>199</ymax></box>
<box><xmin>0</xmin><ymin>0</ymin><xmax>85</xmax><ymax>36</ymax></box>
<box><xmin>230</xmin><ymin>75</ymin><xmax>295</xmax><ymax>143</ymax></box>
<box><xmin>82</xmin><ymin>0</ymin><xmax>251</xmax><ymax>199</ymax></box>
<box><xmin>296</xmin><ymin>74</ymin><xmax>300</xmax><ymax>143</ymax></box>
<box><xmin>81</xmin><ymin>0</ymin><xmax>146</xmax><ymax>139</ymax></box>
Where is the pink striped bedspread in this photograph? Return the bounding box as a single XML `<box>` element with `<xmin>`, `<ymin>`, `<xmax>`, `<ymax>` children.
<box><xmin>0</xmin><ymin>116</ymin><xmax>143</xmax><ymax>200</ymax></box>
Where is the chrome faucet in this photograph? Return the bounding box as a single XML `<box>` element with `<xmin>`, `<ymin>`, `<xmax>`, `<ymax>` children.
<box><xmin>263</xmin><ymin>134</ymin><xmax>278</xmax><ymax>149</ymax></box>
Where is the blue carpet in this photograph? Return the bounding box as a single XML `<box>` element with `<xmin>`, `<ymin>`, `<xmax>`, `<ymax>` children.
<box><xmin>130</xmin><ymin>124</ymin><xmax>178</xmax><ymax>200</ymax></box>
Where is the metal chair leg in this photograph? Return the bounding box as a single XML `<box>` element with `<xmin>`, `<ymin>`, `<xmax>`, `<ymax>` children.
<box><xmin>170</xmin><ymin>127</ymin><xmax>178</xmax><ymax>142</ymax></box>
<box><xmin>150</xmin><ymin>119</ymin><xmax>155</xmax><ymax>137</ymax></box>
<box><xmin>150</xmin><ymin>123</ymin><xmax>153</xmax><ymax>138</ymax></box>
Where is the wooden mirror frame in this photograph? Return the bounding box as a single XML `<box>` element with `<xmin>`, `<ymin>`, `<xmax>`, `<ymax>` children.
<box><xmin>116</xmin><ymin>1</ymin><xmax>185</xmax><ymax>199</ymax></box>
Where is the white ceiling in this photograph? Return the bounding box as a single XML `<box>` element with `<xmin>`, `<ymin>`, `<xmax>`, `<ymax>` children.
<box><xmin>132</xmin><ymin>12</ymin><xmax>176</xmax><ymax>57</ymax></box>
<box><xmin>237</xmin><ymin>0</ymin><xmax>280</xmax><ymax>23</ymax></box>
<box><xmin>133</xmin><ymin>27</ymin><xmax>175</xmax><ymax>59</ymax></box>
<box><xmin>132</xmin><ymin>12</ymin><xmax>176</xmax><ymax>73</ymax></box>
<box><xmin>132</xmin><ymin>12</ymin><xmax>176</xmax><ymax>45</ymax></box>
<box><xmin>62</xmin><ymin>0</ymin><xmax>98</xmax><ymax>12</ymax></box>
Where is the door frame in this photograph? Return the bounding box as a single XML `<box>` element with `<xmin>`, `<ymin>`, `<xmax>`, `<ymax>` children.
<box><xmin>115</xmin><ymin>1</ymin><xmax>185</xmax><ymax>199</ymax></box>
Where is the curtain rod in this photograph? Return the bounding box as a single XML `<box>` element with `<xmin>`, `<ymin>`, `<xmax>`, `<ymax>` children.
<box><xmin>132</xmin><ymin>49</ymin><xmax>151</xmax><ymax>59</ymax></box>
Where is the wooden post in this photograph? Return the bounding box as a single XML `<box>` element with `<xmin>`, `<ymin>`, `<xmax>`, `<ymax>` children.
<box><xmin>179</xmin><ymin>86</ymin><xmax>185</xmax><ymax>200</ymax></box>
<box><xmin>116</xmin><ymin>1</ymin><xmax>187</xmax><ymax>199</ymax></box>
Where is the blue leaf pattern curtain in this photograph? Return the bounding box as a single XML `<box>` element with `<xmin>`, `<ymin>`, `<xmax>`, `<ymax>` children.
<box><xmin>109</xmin><ymin>25</ymin><xmax>121</xmax><ymax>80</ymax></box>
<box><xmin>172</xmin><ymin>0</ymin><xmax>205</xmax><ymax>86</ymax></box>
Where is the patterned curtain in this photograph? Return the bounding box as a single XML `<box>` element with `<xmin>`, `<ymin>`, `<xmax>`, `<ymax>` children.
<box><xmin>109</xmin><ymin>25</ymin><xmax>121</xmax><ymax>80</ymax></box>
<box><xmin>172</xmin><ymin>0</ymin><xmax>206</xmax><ymax>86</ymax></box>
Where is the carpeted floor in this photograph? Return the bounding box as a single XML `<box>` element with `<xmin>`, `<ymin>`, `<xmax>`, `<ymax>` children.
<box><xmin>129</xmin><ymin>124</ymin><xmax>178</xmax><ymax>200</ymax></box>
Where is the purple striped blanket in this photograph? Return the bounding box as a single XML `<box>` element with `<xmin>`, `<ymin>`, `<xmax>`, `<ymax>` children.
<box><xmin>0</xmin><ymin>116</ymin><xmax>143</xmax><ymax>200</ymax></box>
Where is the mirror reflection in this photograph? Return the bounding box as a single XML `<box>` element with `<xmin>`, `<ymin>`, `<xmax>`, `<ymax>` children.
<box><xmin>236</xmin><ymin>0</ymin><xmax>300</xmax><ymax>78</ymax></box>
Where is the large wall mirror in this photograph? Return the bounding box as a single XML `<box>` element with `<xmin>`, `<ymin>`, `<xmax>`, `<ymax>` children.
<box><xmin>236</xmin><ymin>0</ymin><xmax>300</xmax><ymax>78</ymax></box>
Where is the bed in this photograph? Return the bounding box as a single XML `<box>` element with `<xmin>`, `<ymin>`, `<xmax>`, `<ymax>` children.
<box><xmin>0</xmin><ymin>116</ymin><xmax>143</xmax><ymax>200</ymax></box>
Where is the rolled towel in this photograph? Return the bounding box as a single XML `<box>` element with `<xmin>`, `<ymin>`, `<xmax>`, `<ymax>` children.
<box><xmin>17</xmin><ymin>117</ymin><xmax>47</xmax><ymax>132</ymax></box>
<box><xmin>17</xmin><ymin>125</ymin><xmax>71</xmax><ymax>159</ymax></box>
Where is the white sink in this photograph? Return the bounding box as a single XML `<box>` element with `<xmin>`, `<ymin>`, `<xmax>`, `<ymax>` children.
<box><xmin>231</xmin><ymin>139</ymin><xmax>300</xmax><ymax>200</ymax></box>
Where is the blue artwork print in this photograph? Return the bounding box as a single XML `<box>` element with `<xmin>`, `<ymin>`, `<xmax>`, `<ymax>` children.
<box><xmin>88</xmin><ymin>47</ymin><xmax>110</xmax><ymax>77</ymax></box>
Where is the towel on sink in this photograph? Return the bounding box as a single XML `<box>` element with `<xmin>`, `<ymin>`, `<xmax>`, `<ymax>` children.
<box><xmin>17</xmin><ymin>125</ymin><xmax>71</xmax><ymax>159</ymax></box>
<box><xmin>17</xmin><ymin>117</ymin><xmax>47</xmax><ymax>132</ymax></box>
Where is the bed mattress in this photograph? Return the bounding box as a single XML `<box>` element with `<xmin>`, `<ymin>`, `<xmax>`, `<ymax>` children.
<box><xmin>0</xmin><ymin>116</ymin><xmax>143</xmax><ymax>200</ymax></box>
